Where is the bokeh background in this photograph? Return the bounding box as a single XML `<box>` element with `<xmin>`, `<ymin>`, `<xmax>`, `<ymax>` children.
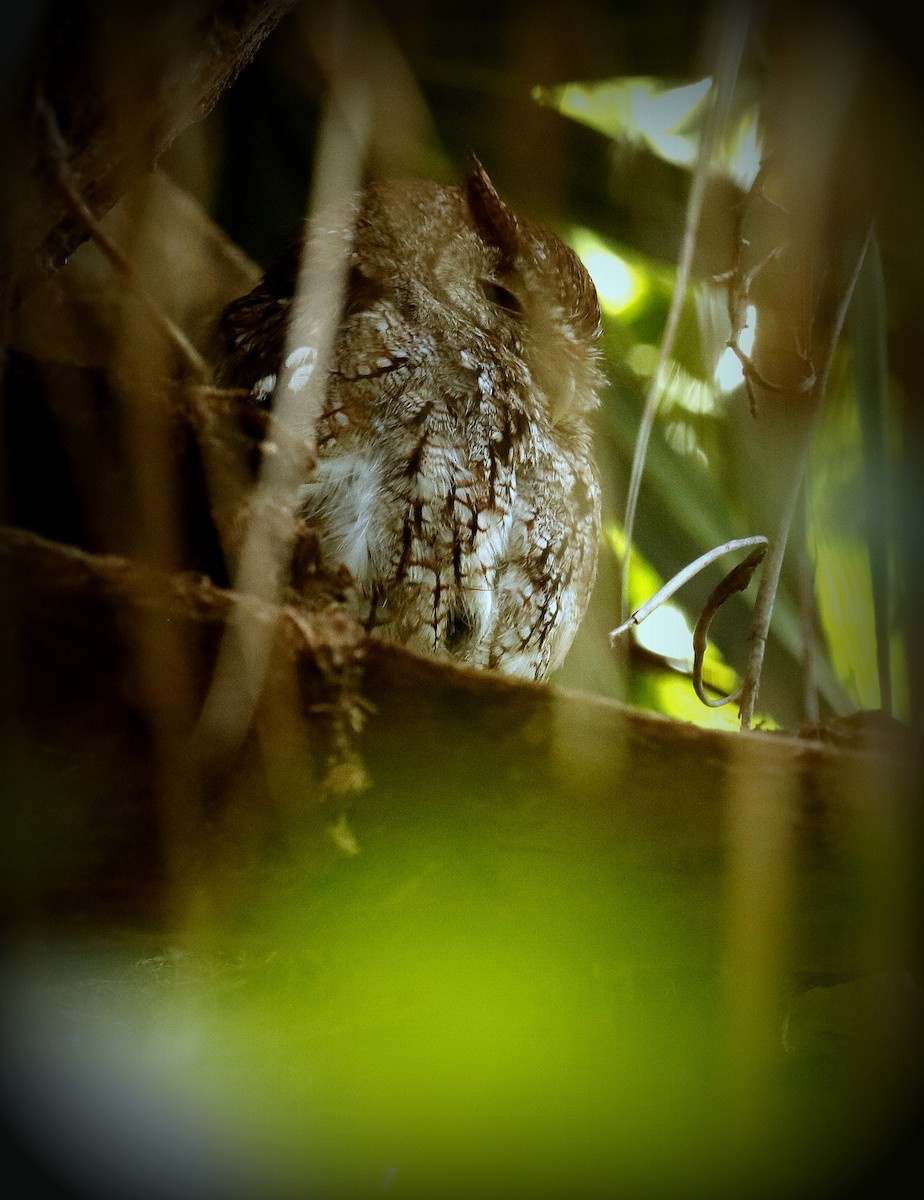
<box><xmin>2</xmin><ymin>3</ymin><xmax>923</xmax><ymax>1199</ymax></box>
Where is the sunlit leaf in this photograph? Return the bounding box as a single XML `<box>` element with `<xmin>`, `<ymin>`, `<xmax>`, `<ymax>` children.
<box><xmin>536</xmin><ymin>77</ymin><xmax>711</xmax><ymax>166</ymax></box>
<box><xmin>813</xmin><ymin>540</ymin><xmax>880</xmax><ymax>709</ymax></box>
<box><xmin>850</xmin><ymin>233</ymin><xmax>894</xmax><ymax>714</ymax></box>
<box><xmin>645</xmin><ymin>673</ymin><xmax>746</xmax><ymax>730</ymax></box>
<box><xmin>808</xmin><ymin>332</ymin><xmax>906</xmax><ymax>716</ymax></box>
<box><xmin>536</xmin><ymin>76</ymin><xmax>761</xmax><ymax>186</ymax></box>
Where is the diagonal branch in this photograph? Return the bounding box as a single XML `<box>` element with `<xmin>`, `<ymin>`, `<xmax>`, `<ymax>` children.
<box><xmin>738</xmin><ymin>226</ymin><xmax>873</xmax><ymax>729</ymax></box>
<box><xmin>1</xmin><ymin>0</ymin><xmax>296</xmax><ymax>307</ymax></box>
<box><xmin>619</xmin><ymin>4</ymin><xmax>751</xmax><ymax>625</ymax></box>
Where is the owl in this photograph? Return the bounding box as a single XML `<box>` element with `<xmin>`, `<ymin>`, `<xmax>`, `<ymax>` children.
<box><xmin>215</xmin><ymin>156</ymin><xmax>603</xmax><ymax>681</ymax></box>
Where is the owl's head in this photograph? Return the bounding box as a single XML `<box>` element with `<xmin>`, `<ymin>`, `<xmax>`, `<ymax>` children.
<box><xmin>352</xmin><ymin>156</ymin><xmax>604</xmax><ymax>423</ymax></box>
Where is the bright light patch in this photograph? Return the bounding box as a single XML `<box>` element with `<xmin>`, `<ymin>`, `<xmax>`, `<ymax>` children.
<box><xmin>537</xmin><ymin>77</ymin><xmax>711</xmax><ymax>168</ymax></box>
<box><xmin>650</xmin><ymin>674</ymin><xmax>743</xmax><ymax>730</ymax></box>
<box><xmin>627</xmin><ymin>343</ymin><xmax>659</xmax><ymax>377</ymax></box>
<box><xmin>570</xmin><ymin>229</ymin><xmax>641</xmax><ymax>314</ymax></box>
<box><xmin>537</xmin><ymin>76</ymin><xmax>763</xmax><ymax>190</ymax></box>
<box><xmin>715</xmin><ymin>304</ymin><xmax>757</xmax><ymax>393</ymax></box>
<box><xmin>664</xmin><ymin>419</ymin><xmax>708</xmax><ymax>467</ymax></box>
<box><xmin>634</xmin><ymin>602</ymin><xmax>694</xmax><ymax>669</ymax></box>
<box><xmin>664</xmin><ymin>363</ymin><xmax>715</xmax><ymax>415</ymax></box>
<box><xmin>721</xmin><ymin>109</ymin><xmax>762</xmax><ymax>188</ymax></box>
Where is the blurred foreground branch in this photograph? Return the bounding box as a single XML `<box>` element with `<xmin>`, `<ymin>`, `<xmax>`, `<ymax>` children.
<box><xmin>0</xmin><ymin>0</ymin><xmax>295</xmax><ymax>309</ymax></box>
<box><xmin>1</xmin><ymin>521</ymin><xmax>919</xmax><ymax>966</ymax></box>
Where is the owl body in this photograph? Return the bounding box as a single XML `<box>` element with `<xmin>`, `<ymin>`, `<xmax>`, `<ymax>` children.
<box><xmin>217</xmin><ymin>161</ymin><xmax>602</xmax><ymax>680</ymax></box>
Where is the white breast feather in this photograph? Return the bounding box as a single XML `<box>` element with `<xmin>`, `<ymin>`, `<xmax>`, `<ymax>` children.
<box><xmin>297</xmin><ymin>453</ymin><xmax>383</xmax><ymax>584</ymax></box>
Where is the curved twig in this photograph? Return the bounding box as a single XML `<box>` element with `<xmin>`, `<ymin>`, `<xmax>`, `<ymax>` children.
<box><xmin>692</xmin><ymin>543</ymin><xmax>768</xmax><ymax>706</ymax></box>
<box><xmin>610</xmin><ymin>535</ymin><xmax>768</xmax><ymax>641</ymax></box>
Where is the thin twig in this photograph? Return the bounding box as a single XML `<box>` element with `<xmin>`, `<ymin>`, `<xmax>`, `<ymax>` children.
<box><xmin>738</xmin><ymin>225</ymin><xmax>873</xmax><ymax>729</ymax></box>
<box><xmin>610</xmin><ymin>536</ymin><xmax>768</xmax><ymax>640</ymax></box>
<box><xmin>619</xmin><ymin>5</ymin><xmax>750</xmax><ymax>623</ymax></box>
<box><xmin>692</xmin><ymin>543</ymin><xmax>767</xmax><ymax>706</ymax></box>
<box><xmin>36</xmin><ymin>97</ymin><xmax>211</xmax><ymax>384</ymax></box>
<box><xmin>718</xmin><ymin>163</ymin><xmax>817</xmax><ymax>415</ymax></box>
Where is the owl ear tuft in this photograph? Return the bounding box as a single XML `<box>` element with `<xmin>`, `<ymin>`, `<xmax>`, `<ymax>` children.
<box><xmin>464</xmin><ymin>152</ymin><xmax>519</xmax><ymax>270</ymax></box>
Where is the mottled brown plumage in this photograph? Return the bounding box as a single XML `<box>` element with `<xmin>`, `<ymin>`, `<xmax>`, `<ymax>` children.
<box><xmin>215</xmin><ymin>158</ymin><xmax>603</xmax><ymax>680</ymax></box>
